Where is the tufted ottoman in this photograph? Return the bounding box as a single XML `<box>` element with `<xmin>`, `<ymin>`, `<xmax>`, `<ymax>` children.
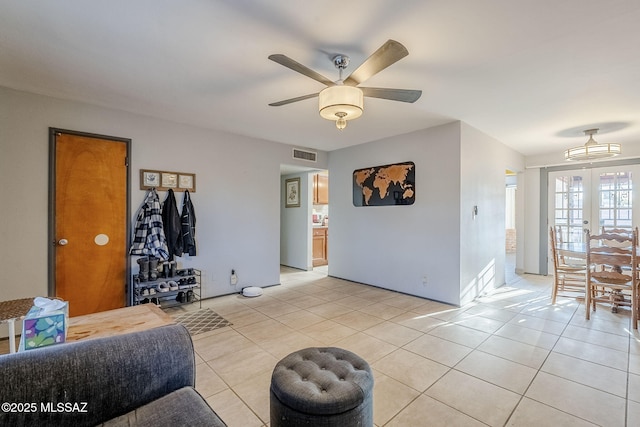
<box><xmin>270</xmin><ymin>347</ymin><xmax>374</xmax><ymax>427</ymax></box>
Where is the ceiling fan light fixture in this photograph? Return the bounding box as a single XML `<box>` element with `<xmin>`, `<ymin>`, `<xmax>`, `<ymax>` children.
<box><xmin>564</xmin><ymin>128</ymin><xmax>621</xmax><ymax>161</ymax></box>
<box><xmin>319</xmin><ymin>85</ymin><xmax>363</xmax><ymax>127</ymax></box>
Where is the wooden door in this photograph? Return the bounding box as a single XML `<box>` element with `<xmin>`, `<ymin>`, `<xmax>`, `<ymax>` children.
<box><xmin>50</xmin><ymin>129</ymin><xmax>130</xmax><ymax>316</ymax></box>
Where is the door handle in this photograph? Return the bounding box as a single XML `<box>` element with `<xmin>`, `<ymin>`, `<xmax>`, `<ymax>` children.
<box><xmin>58</xmin><ymin>239</ymin><xmax>69</xmax><ymax>246</ymax></box>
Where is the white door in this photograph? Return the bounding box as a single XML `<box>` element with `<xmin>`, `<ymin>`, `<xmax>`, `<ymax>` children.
<box><xmin>548</xmin><ymin>170</ymin><xmax>592</xmax><ymax>245</ymax></box>
<box><xmin>548</xmin><ymin>165</ymin><xmax>640</xmax><ymax>272</ymax></box>
<box><xmin>591</xmin><ymin>165</ymin><xmax>639</xmax><ymax>233</ymax></box>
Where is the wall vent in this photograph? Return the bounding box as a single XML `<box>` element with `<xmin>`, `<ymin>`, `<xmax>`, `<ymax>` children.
<box><xmin>292</xmin><ymin>148</ymin><xmax>317</xmax><ymax>162</ymax></box>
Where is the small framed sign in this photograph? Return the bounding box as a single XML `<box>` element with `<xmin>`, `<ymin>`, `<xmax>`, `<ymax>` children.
<box><xmin>141</xmin><ymin>170</ymin><xmax>161</xmax><ymax>189</ymax></box>
<box><xmin>161</xmin><ymin>172</ymin><xmax>178</xmax><ymax>188</ymax></box>
<box><xmin>179</xmin><ymin>173</ymin><xmax>196</xmax><ymax>191</ymax></box>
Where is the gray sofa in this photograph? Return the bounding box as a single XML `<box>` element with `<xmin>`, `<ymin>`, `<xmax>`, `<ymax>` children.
<box><xmin>0</xmin><ymin>324</ymin><xmax>225</xmax><ymax>426</ymax></box>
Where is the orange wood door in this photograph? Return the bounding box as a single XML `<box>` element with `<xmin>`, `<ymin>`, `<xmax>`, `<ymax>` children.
<box><xmin>53</xmin><ymin>130</ymin><xmax>129</xmax><ymax>316</ymax></box>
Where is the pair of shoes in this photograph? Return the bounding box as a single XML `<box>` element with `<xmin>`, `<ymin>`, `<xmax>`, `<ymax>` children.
<box><xmin>176</xmin><ymin>290</ymin><xmax>195</xmax><ymax>303</ymax></box>
<box><xmin>168</xmin><ymin>281</ymin><xmax>179</xmax><ymax>291</ymax></box>
<box><xmin>157</xmin><ymin>282</ymin><xmax>170</xmax><ymax>292</ymax></box>
<box><xmin>176</xmin><ymin>291</ymin><xmax>186</xmax><ymax>303</ymax></box>
<box><xmin>178</xmin><ymin>278</ymin><xmax>192</xmax><ymax>289</ymax></box>
<box><xmin>142</xmin><ymin>287</ymin><xmax>156</xmax><ymax>295</ymax></box>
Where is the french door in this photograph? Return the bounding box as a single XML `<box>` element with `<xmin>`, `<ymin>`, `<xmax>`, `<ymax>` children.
<box><xmin>548</xmin><ymin>165</ymin><xmax>640</xmax><ymax>246</ymax></box>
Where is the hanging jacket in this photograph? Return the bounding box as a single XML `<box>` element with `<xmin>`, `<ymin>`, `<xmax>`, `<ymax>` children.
<box><xmin>181</xmin><ymin>190</ymin><xmax>197</xmax><ymax>256</ymax></box>
<box><xmin>162</xmin><ymin>189</ymin><xmax>183</xmax><ymax>260</ymax></box>
<box><xmin>130</xmin><ymin>188</ymin><xmax>170</xmax><ymax>260</ymax></box>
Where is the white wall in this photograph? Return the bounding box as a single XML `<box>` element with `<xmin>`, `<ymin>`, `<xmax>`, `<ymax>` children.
<box><xmin>459</xmin><ymin>123</ymin><xmax>524</xmax><ymax>305</ymax></box>
<box><xmin>0</xmin><ymin>86</ymin><xmax>328</xmax><ymax>310</ymax></box>
<box><xmin>328</xmin><ymin>122</ymin><xmax>463</xmax><ymax>305</ymax></box>
<box><xmin>280</xmin><ymin>172</ymin><xmax>312</xmax><ymax>270</ymax></box>
<box><xmin>328</xmin><ymin>121</ymin><xmax>524</xmax><ymax>306</ymax></box>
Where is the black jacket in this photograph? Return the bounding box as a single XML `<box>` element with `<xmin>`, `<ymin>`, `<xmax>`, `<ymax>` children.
<box><xmin>161</xmin><ymin>189</ymin><xmax>183</xmax><ymax>260</ymax></box>
<box><xmin>181</xmin><ymin>190</ymin><xmax>196</xmax><ymax>256</ymax></box>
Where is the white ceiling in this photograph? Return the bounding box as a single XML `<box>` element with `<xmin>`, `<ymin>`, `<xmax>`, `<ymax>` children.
<box><xmin>1</xmin><ymin>0</ymin><xmax>639</xmax><ymax>157</ymax></box>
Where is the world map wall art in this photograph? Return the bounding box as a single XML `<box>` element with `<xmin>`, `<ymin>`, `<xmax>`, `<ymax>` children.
<box><xmin>353</xmin><ymin>161</ymin><xmax>415</xmax><ymax>207</ymax></box>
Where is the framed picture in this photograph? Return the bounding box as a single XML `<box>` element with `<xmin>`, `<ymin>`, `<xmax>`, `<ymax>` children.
<box><xmin>285</xmin><ymin>177</ymin><xmax>301</xmax><ymax>208</ymax></box>
<box><xmin>179</xmin><ymin>173</ymin><xmax>196</xmax><ymax>191</ymax></box>
<box><xmin>141</xmin><ymin>170</ymin><xmax>161</xmax><ymax>189</ymax></box>
<box><xmin>161</xmin><ymin>172</ymin><xmax>178</xmax><ymax>188</ymax></box>
<box><xmin>140</xmin><ymin>169</ymin><xmax>196</xmax><ymax>192</ymax></box>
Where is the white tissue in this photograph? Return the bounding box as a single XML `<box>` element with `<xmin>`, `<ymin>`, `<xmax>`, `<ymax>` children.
<box><xmin>33</xmin><ymin>297</ymin><xmax>66</xmax><ymax>313</ymax></box>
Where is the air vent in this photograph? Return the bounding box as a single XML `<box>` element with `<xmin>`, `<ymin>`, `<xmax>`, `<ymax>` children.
<box><xmin>292</xmin><ymin>148</ymin><xmax>317</xmax><ymax>162</ymax></box>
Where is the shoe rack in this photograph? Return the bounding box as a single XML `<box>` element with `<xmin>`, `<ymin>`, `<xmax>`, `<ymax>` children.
<box><xmin>131</xmin><ymin>261</ymin><xmax>201</xmax><ymax>309</ymax></box>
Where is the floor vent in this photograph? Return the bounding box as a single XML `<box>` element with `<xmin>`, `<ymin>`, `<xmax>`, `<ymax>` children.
<box><xmin>292</xmin><ymin>148</ymin><xmax>317</xmax><ymax>162</ymax></box>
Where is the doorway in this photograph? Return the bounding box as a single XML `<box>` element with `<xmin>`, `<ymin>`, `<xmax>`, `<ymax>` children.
<box><xmin>312</xmin><ymin>171</ymin><xmax>329</xmax><ymax>269</ymax></box>
<box><xmin>49</xmin><ymin>129</ymin><xmax>130</xmax><ymax>316</ymax></box>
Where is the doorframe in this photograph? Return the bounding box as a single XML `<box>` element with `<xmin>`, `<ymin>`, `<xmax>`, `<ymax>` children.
<box><xmin>47</xmin><ymin>128</ymin><xmax>132</xmax><ymax>300</ymax></box>
<box><xmin>539</xmin><ymin>158</ymin><xmax>640</xmax><ymax>275</ymax></box>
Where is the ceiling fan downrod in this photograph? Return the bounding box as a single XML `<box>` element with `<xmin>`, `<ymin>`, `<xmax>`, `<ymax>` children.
<box><xmin>332</xmin><ymin>55</ymin><xmax>350</xmax><ymax>82</ymax></box>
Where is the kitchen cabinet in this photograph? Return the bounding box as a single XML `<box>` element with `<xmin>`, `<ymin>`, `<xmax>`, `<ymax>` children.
<box><xmin>313</xmin><ymin>174</ymin><xmax>329</xmax><ymax>205</ymax></box>
<box><xmin>312</xmin><ymin>227</ymin><xmax>328</xmax><ymax>266</ymax></box>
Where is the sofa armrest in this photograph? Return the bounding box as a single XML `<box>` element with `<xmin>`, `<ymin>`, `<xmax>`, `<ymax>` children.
<box><xmin>0</xmin><ymin>323</ymin><xmax>195</xmax><ymax>426</ymax></box>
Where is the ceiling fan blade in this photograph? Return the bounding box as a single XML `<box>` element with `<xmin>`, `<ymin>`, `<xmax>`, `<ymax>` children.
<box><xmin>269</xmin><ymin>54</ymin><xmax>335</xmax><ymax>87</ymax></box>
<box><xmin>343</xmin><ymin>40</ymin><xmax>409</xmax><ymax>86</ymax></box>
<box><xmin>360</xmin><ymin>87</ymin><xmax>422</xmax><ymax>103</ymax></box>
<box><xmin>268</xmin><ymin>93</ymin><xmax>319</xmax><ymax>107</ymax></box>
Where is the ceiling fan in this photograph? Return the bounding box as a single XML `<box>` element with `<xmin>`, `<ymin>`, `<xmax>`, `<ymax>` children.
<box><xmin>268</xmin><ymin>39</ymin><xmax>422</xmax><ymax>130</ymax></box>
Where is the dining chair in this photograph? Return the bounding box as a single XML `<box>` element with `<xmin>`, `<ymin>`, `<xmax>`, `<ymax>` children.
<box><xmin>600</xmin><ymin>226</ymin><xmax>635</xmax><ymax>248</ymax></box>
<box><xmin>549</xmin><ymin>226</ymin><xmax>587</xmax><ymax>305</ymax></box>
<box><xmin>585</xmin><ymin>229</ymin><xmax>639</xmax><ymax>329</ymax></box>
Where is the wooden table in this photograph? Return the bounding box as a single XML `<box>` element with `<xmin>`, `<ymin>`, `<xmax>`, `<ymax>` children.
<box><xmin>67</xmin><ymin>304</ymin><xmax>174</xmax><ymax>342</ymax></box>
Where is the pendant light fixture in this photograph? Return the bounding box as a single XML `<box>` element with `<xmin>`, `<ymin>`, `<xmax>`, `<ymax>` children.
<box><xmin>318</xmin><ymin>55</ymin><xmax>363</xmax><ymax>131</ymax></box>
<box><xmin>565</xmin><ymin>128</ymin><xmax>621</xmax><ymax>161</ymax></box>
<box><xmin>318</xmin><ymin>85</ymin><xmax>363</xmax><ymax>130</ymax></box>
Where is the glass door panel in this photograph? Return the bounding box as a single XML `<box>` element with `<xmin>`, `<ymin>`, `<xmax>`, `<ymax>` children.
<box><xmin>596</xmin><ymin>170</ymin><xmax>634</xmax><ymax>232</ymax></box>
<box><xmin>549</xmin><ymin>171</ymin><xmax>590</xmax><ymax>245</ymax></box>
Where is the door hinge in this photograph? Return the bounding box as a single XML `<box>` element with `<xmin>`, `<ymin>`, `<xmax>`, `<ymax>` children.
<box><xmin>125</xmin><ymin>156</ymin><xmax>129</xmax><ymax>167</ymax></box>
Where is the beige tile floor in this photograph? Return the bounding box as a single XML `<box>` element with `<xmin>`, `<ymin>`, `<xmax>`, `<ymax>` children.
<box><xmin>162</xmin><ymin>266</ymin><xmax>640</xmax><ymax>427</ymax></box>
<box><xmin>2</xmin><ymin>266</ymin><xmax>638</xmax><ymax>426</ymax></box>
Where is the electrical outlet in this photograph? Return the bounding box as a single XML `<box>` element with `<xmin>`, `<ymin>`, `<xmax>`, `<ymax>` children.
<box><xmin>422</xmin><ymin>275</ymin><xmax>428</xmax><ymax>286</ymax></box>
<box><xmin>230</xmin><ymin>269</ymin><xmax>238</xmax><ymax>286</ymax></box>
